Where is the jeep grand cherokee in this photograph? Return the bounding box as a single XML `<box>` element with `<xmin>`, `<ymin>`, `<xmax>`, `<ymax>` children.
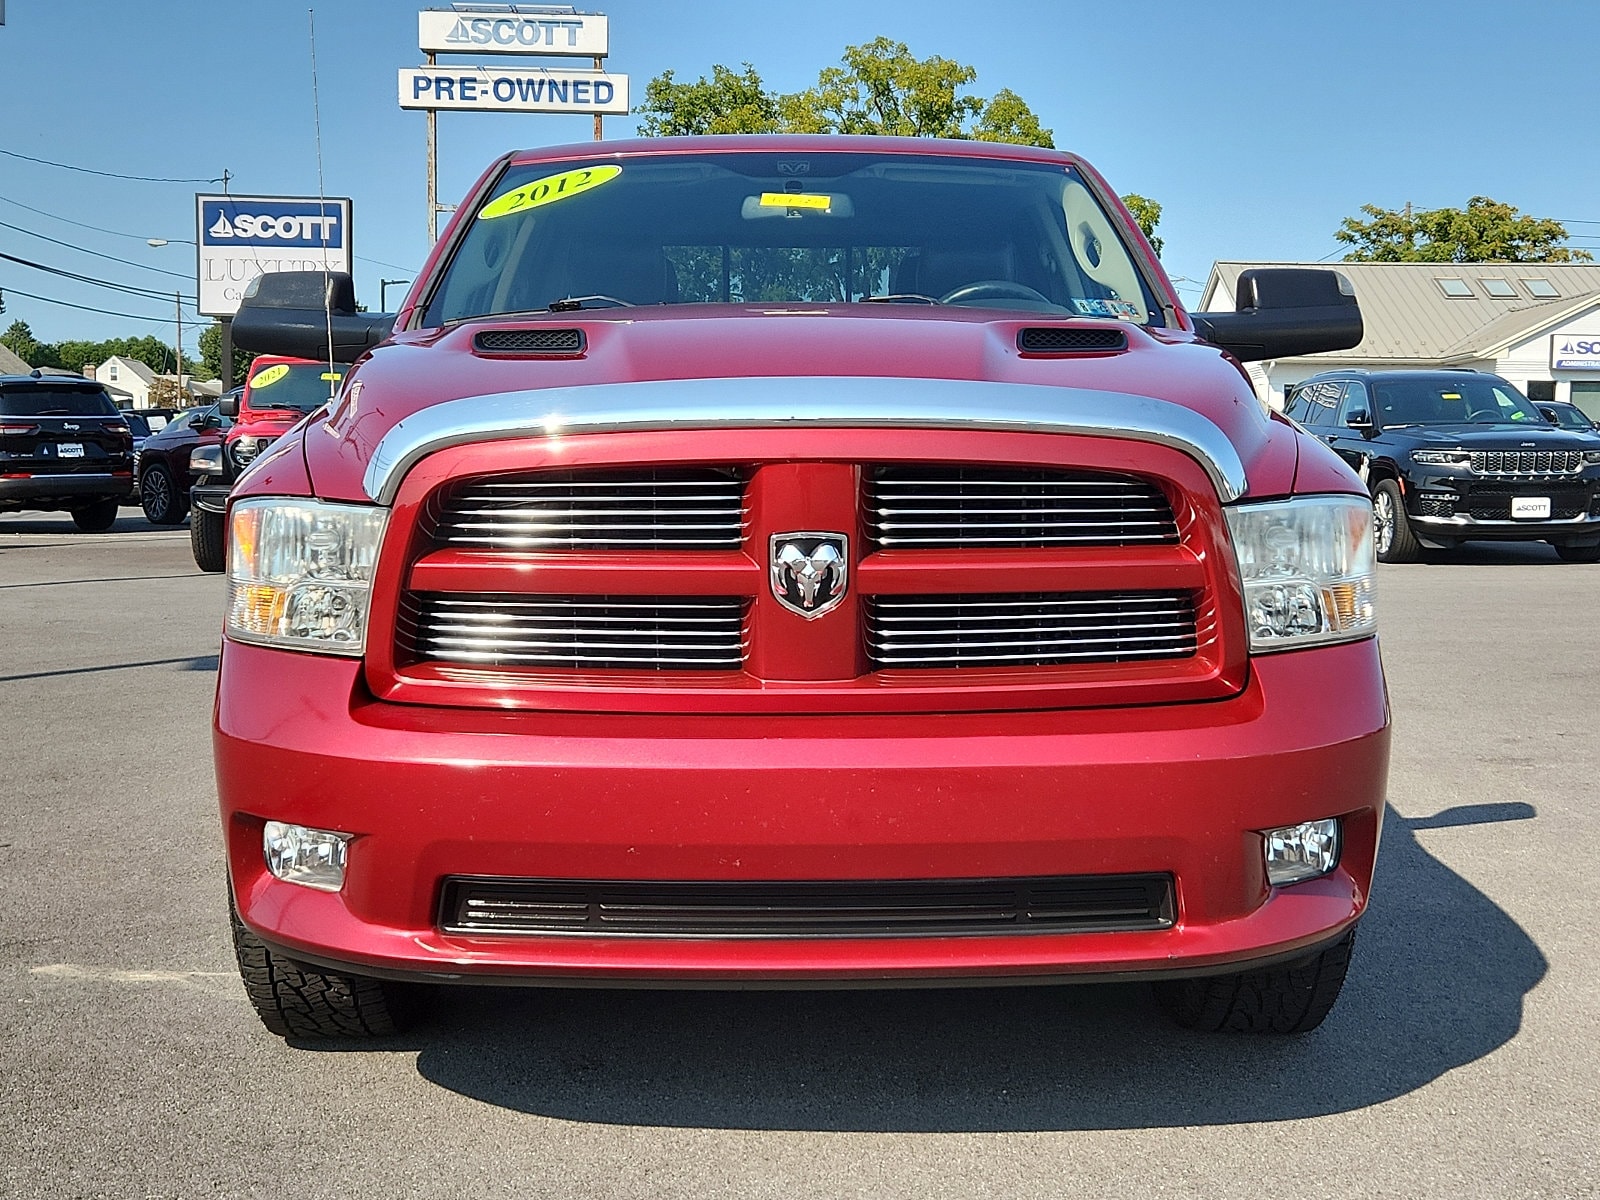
<box><xmin>219</xmin><ymin>136</ymin><xmax>1386</xmax><ymax>1039</ymax></box>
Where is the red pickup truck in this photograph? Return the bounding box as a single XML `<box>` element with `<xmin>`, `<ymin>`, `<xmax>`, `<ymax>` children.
<box><xmin>222</xmin><ymin>136</ymin><xmax>1386</xmax><ymax>1040</ymax></box>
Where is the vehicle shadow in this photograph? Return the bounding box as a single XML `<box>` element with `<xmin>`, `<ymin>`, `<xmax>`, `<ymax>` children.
<box><xmin>313</xmin><ymin>803</ymin><xmax>1546</xmax><ymax>1131</ymax></box>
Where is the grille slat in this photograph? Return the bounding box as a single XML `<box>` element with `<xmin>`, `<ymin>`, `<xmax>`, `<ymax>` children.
<box><xmin>441</xmin><ymin>873</ymin><xmax>1175</xmax><ymax>937</ymax></box>
<box><xmin>1469</xmin><ymin>449</ymin><xmax>1583</xmax><ymax>475</ymax></box>
<box><xmin>402</xmin><ymin>593</ymin><xmax>747</xmax><ymax>670</ymax></box>
<box><xmin>432</xmin><ymin>468</ymin><xmax>748</xmax><ymax>551</ymax></box>
<box><xmin>867</xmin><ymin>590</ymin><xmax>1198</xmax><ymax>669</ymax></box>
<box><xmin>865</xmin><ymin>465</ymin><xmax>1176</xmax><ymax>550</ymax></box>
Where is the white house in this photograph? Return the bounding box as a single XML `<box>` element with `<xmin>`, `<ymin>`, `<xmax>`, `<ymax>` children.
<box><xmin>1199</xmin><ymin>261</ymin><xmax>1600</xmax><ymax>418</ymax></box>
<box><xmin>85</xmin><ymin>356</ymin><xmax>159</xmax><ymax>408</ymax></box>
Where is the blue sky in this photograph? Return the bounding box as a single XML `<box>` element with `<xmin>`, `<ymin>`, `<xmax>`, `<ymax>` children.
<box><xmin>1</xmin><ymin>0</ymin><xmax>1596</xmax><ymax>360</ymax></box>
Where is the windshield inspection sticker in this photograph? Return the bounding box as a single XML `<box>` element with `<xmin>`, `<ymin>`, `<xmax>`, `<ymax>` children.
<box><xmin>1069</xmin><ymin>297</ymin><xmax>1141</xmax><ymax>319</ymax></box>
<box><xmin>479</xmin><ymin>165</ymin><xmax>622</xmax><ymax>219</ymax></box>
<box><xmin>251</xmin><ymin>364</ymin><xmax>290</xmax><ymax>389</ymax></box>
<box><xmin>758</xmin><ymin>192</ymin><xmax>832</xmax><ymax>211</ymax></box>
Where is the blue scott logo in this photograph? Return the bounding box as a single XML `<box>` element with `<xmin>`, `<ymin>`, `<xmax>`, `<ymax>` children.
<box><xmin>200</xmin><ymin>200</ymin><xmax>345</xmax><ymax>250</ymax></box>
<box><xmin>444</xmin><ymin>16</ymin><xmax>584</xmax><ymax>47</ymax></box>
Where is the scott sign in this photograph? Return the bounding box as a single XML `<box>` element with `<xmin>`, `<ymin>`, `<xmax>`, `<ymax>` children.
<box><xmin>1551</xmin><ymin>335</ymin><xmax>1600</xmax><ymax>372</ymax></box>
<box><xmin>417</xmin><ymin>11</ymin><xmax>608</xmax><ymax>56</ymax></box>
<box><xmin>196</xmin><ymin>194</ymin><xmax>352</xmax><ymax>317</ymax></box>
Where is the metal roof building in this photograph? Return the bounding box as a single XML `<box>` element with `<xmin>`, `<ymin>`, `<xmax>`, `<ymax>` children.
<box><xmin>1200</xmin><ymin>261</ymin><xmax>1600</xmax><ymax>417</ymax></box>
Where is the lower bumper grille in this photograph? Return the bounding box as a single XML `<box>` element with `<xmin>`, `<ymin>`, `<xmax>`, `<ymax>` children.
<box><xmin>1463</xmin><ymin>484</ymin><xmax>1591</xmax><ymax>520</ymax></box>
<box><xmin>440</xmin><ymin>874</ymin><xmax>1176</xmax><ymax>938</ymax></box>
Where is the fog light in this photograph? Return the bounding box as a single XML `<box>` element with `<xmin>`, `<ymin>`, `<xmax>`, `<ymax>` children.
<box><xmin>263</xmin><ymin>821</ymin><xmax>351</xmax><ymax>892</ymax></box>
<box><xmin>1263</xmin><ymin>818</ymin><xmax>1340</xmax><ymax>886</ymax></box>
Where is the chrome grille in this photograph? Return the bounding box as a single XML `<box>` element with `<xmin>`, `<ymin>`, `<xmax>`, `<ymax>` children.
<box><xmin>867</xmin><ymin>591</ymin><xmax>1198</xmax><ymax>668</ymax></box>
<box><xmin>400</xmin><ymin>593</ymin><xmax>747</xmax><ymax>669</ymax></box>
<box><xmin>865</xmin><ymin>465</ymin><xmax>1176</xmax><ymax>549</ymax></box>
<box><xmin>440</xmin><ymin>873</ymin><xmax>1176</xmax><ymax>937</ymax></box>
<box><xmin>431</xmin><ymin>468</ymin><xmax>747</xmax><ymax>550</ymax></box>
<box><xmin>1469</xmin><ymin>450</ymin><xmax>1583</xmax><ymax>475</ymax></box>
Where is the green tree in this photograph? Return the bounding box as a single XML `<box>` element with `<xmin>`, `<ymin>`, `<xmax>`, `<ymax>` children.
<box><xmin>199</xmin><ymin>320</ymin><xmax>256</xmax><ymax>386</ymax></box>
<box><xmin>636</xmin><ymin>64</ymin><xmax>781</xmax><ymax>136</ymax></box>
<box><xmin>2</xmin><ymin>319</ymin><xmax>57</xmax><ymax>367</ymax></box>
<box><xmin>1336</xmin><ymin>197</ymin><xmax>1591</xmax><ymax>263</ymax></box>
<box><xmin>1121</xmin><ymin>194</ymin><xmax>1164</xmax><ymax>257</ymax></box>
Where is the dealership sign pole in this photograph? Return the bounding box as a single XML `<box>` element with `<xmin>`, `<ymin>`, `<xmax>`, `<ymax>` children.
<box><xmin>405</xmin><ymin>7</ymin><xmax>621</xmax><ymax>243</ymax></box>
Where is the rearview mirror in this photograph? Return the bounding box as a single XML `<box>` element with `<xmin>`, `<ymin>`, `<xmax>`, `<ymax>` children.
<box><xmin>1191</xmin><ymin>269</ymin><xmax>1364</xmax><ymax>363</ymax></box>
<box><xmin>230</xmin><ymin>271</ymin><xmax>395</xmax><ymax>363</ymax></box>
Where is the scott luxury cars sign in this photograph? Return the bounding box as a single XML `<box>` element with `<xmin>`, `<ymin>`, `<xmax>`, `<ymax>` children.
<box><xmin>196</xmin><ymin>195</ymin><xmax>352</xmax><ymax>317</ymax></box>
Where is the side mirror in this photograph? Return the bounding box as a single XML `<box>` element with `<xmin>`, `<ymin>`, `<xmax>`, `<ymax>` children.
<box><xmin>190</xmin><ymin>444</ymin><xmax>224</xmax><ymax>475</ymax></box>
<box><xmin>230</xmin><ymin>271</ymin><xmax>395</xmax><ymax>362</ymax></box>
<box><xmin>218</xmin><ymin>393</ymin><xmax>239</xmax><ymax>419</ymax></box>
<box><xmin>1191</xmin><ymin>268</ymin><xmax>1364</xmax><ymax>363</ymax></box>
<box><xmin>1345</xmin><ymin>409</ymin><xmax>1374</xmax><ymax>430</ymax></box>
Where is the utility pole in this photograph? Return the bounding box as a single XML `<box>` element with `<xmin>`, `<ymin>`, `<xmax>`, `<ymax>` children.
<box><xmin>175</xmin><ymin>292</ymin><xmax>184</xmax><ymax>404</ymax></box>
<box><xmin>594</xmin><ymin>56</ymin><xmax>603</xmax><ymax>141</ymax></box>
<box><xmin>381</xmin><ymin>279</ymin><xmax>412</xmax><ymax>311</ymax></box>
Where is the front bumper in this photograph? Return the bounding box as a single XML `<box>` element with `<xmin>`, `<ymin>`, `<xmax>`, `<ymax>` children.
<box><xmin>218</xmin><ymin>638</ymin><xmax>1390</xmax><ymax>986</ymax></box>
<box><xmin>190</xmin><ymin>482</ymin><xmax>231</xmax><ymax>515</ymax></box>
<box><xmin>1410</xmin><ymin>510</ymin><xmax>1600</xmax><ymax>545</ymax></box>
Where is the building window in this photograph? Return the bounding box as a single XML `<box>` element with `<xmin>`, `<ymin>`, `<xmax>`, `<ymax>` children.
<box><xmin>1573</xmin><ymin>381</ymin><xmax>1600</xmax><ymax>421</ymax></box>
<box><xmin>1435</xmin><ymin>278</ymin><xmax>1473</xmax><ymax>298</ymax></box>
<box><xmin>1526</xmin><ymin>380</ymin><xmax>1555</xmax><ymax>402</ymax></box>
<box><xmin>108</xmin><ymin>364</ymin><xmax>118</xmax><ymax>381</ymax></box>
<box><xmin>1522</xmin><ymin>279</ymin><xmax>1559</xmax><ymax>298</ymax></box>
<box><xmin>1481</xmin><ymin>278</ymin><xmax>1516</xmax><ymax>298</ymax></box>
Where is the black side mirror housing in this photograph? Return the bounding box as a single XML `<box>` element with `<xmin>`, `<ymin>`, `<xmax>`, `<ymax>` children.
<box><xmin>218</xmin><ymin>394</ymin><xmax>239</xmax><ymax>419</ymax></box>
<box><xmin>1345</xmin><ymin>409</ymin><xmax>1373</xmax><ymax>430</ymax></box>
<box><xmin>230</xmin><ymin>271</ymin><xmax>395</xmax><ymax>363</ymax></box>
<box><xmin>1191</xmin><ymin>268</ymin><xmax>1364</xmax><ymax>363</ymax></box>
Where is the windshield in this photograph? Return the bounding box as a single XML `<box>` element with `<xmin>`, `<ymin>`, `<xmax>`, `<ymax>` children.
<box><xmin>424</xmin><ymin>151</ymin><xmax>1162</xmax><ymax>326</ymax></box>
<box><xmin>1545</xmin><ymin>404</ymin><xmax>1594</xmax><ymax>431</ymax></box>
<box><xmin>244</xmin><ymin>363</ymin><xmax>344</xmax><ymax>414</ymax></box>
<box><xmin>0</xmin><ymin>383</ymin><xmax>119</xmax><ymax>417</ymax></box>
<box><xmin>1373</xmin><ymin>377</ymin><xmax>1547</xmax><ymax>426</ymax></box>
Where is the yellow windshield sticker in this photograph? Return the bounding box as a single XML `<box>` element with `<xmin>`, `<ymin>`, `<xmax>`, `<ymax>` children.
<box><xmin>479</xmin><ymin>165</ymin><xmax>621</xmax><ymax>219</ymax></box>
<box><xmin>251</xmin><ymin>364</ymin><xmax>289</xmax><ymax>389</ymax></box>
<box><xmin>759</xmin><ymin>192</ymin><xmax>832</xmax><ymax>211</ymax></box>
<box><xmin>1441</xmin><ymin>392</ymin><xmax>1462</xmax><ymax>401</ymax></box>
<box><xmin>320</xmin><ymin>372</ymin><xmax>343</xmax><ymax>382</ymax></box>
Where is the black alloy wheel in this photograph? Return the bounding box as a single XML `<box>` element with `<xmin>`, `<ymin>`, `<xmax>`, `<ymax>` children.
<box><xmin>139</xmin><ymin>461</ymin><xmax>188</xmax><ymax>525</ymax></box>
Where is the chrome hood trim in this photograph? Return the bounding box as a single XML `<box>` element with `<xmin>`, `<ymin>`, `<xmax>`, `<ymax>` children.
<box><xmin>362</xmin><ymin>376</ymin><xmax>1248</xmax><ymax>505</ymax></box>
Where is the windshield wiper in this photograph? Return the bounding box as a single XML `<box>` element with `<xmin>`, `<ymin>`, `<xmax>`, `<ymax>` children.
<box><xmin>862</xmin><ymin>293</ymin><xmax>940</xmax><ymax>305</ymax></box>
<box><xmin>548</xmin><ymin>295</ymin><xmax>633</xmax><ymax>312</ymax></box>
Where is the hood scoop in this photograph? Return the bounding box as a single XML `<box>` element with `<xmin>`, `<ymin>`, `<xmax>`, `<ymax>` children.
<box><xmin>473</xmin><ymin>327</ymin><xmax>587</xmax><ymax>357</ymax></box>
<box><xmin>1017</xmin><ymin>327</ymin><xmax>1128</xmax><ymax>354</ymax></box>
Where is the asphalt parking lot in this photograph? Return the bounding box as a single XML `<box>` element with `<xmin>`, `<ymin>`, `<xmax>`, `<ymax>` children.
<box><xmin>1</xmin><ymin>510</ymin><xmax>1595</xmax><ymax>1199</ymax></box>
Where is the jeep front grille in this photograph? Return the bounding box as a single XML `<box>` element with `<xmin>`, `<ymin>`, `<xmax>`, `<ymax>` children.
<box><xmin>867</xmin><ymin>590</ymin><xmax>1198</xmax><ymax>669</ymax></box>
<box><xmin>864</xmin><ymin>465</ymin><xmax>1177</xmax><ymax>550</ymax></box>
<box><xmin>399</xmin><ymin>593</ymin><xmax>748</xmax><ymax>669</ymax></box>
<box><xmin>429</xmin><ymin>467</ymin><xmax>748</xmax><ymax>550</ymax></box>
<box><xmin>1469</xmin><ymin>450</ymin><xmax>1583</xmax><ymax>475</ymax></box>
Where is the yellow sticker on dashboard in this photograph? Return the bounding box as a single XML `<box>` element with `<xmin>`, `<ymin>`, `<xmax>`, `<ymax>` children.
<box><xmin>1441</xmin><ymin>392</ymin><xmax>1462</xmax><ymax>401</ymax></box>
<box><xmin>479</xmin><ymin>165</ymin><xmax>622</xmax><ymax>219</ymax></box>
<box><xmin>759</xmin><ymin>192</ymin><xmax>831</xmax><ymax>210</ymax></box>
<box><xmin>251</xmin><ymin>364</ymin><xmax>289</xmax><ymax>389</ymax></box>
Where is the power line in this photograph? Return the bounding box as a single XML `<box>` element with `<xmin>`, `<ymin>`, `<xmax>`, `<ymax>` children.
<box><xmin>0</xmin><ymin>146</ymin><xmax>223</xmax><ymax>185</ymax></box>
<box><xmin>0</xmin><ymin>221</ymin><xmax>192</xmax><ymax>280</ymax></box>
<box><xmin>0</xmin><ymin>285</ymin><xmax>176</xmax><ymax>325</ymax></box>
<box><xmin>0</xmin><ymin>190</ymin><xmax>186</xmax><ymax>244</ymax></box>
<box><xmin>0</xmin><ymin>250</ymin><xmax>197</xmax><ymax>304</ymax></box>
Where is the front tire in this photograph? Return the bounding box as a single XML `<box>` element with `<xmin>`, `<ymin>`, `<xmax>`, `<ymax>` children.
<box><xmin>1372</xmin><ymin>480</ymin><xmax>1420</xmax><ymax>563</ymax></box>
<box><xmin>1555</xmin><ymin>543</ymin><xmax>1600</xmax><ymax>563</ymax></box>
<box><xmin>71</xmin><ymin>498</ymin><xmax>120</xmax><ymax>533</ymax></box>
<box><xmin>230</xmin><ymin>905</ymin><xmax>411</xmax><ymax>1038</ymax></box>
<box><xmin>1154</xmin><ymin>926</ymin><xmax>1357</xmax><ymax>1035</ymax></box>
<box><xmin>139</xmin><ymin>462</ymin><xmax>188</xmax><ymax>525</ymax></box>
<box><xmin>191</xmin><ymin>507</ymin><xmax>225</xmax><ymax>572</ymax></box>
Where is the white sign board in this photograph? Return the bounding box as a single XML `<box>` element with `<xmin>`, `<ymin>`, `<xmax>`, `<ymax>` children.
<box><xmin>196</xmin><ymin>194</ymin><xmax>352</xmax><ymax>318</ymax></box>
<box><xmin>399</xmin><ymin>67</ymin><xmax>627</xmax><ymax>113</ymax></box>
<box><xmin>419</xmin><ymin>10</ymin><xmax>609</xmax><ymax>56</ymax></box>
<box><xmin>1551</xmin><ymin>334</ymin><xmax>1600</xmax><ymax>372</ymax></box>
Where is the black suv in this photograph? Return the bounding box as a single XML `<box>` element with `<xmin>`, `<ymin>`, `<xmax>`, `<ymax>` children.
<box><xmin>1285</xmin><ymin>370</ymin><xmax>1600</xmax><ymax>562</ymax></box>
<box><xmin>0</xmin><ymin>373</ymin><xmax>135</xmax><ymax>531</ymax></box>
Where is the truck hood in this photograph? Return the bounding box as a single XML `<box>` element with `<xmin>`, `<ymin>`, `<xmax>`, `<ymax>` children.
<box><xmin>300</xmin><ymin>306</ymin><xmax>1296</xmax><ymax>503</ymax></box>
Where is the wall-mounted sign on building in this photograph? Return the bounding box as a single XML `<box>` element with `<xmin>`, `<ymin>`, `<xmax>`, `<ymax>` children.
<box><xmin>196</xmin><ymin>194</ymin><xmax>352</xmax><ymax>317</ymax></box>
<box><xmin>1551</xmin><ymin>335</ymin><xmax>1600</xmax><ymax>372</ymax></box>
<box><xmin>418</xmin><ymin>10</ymin><xmax>609</xmax><ymax>56</ymax></box>
<box><xmin>399</xmin><ymin>66</ymin><xmax>627</xmax><ymax>112</ymax></box>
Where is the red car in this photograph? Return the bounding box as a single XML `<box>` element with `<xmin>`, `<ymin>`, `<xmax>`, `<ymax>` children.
<box><xmin>189</xmin><ymin>358</ymin><xmax>341</xmax><ymax>569</ymax></box>
<box><xmin>222</xmin><ymin>136</ymin><xmax>1386</xmax><ymax>1039</ymax></box>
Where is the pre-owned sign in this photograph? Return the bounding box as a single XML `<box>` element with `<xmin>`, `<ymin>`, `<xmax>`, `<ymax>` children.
<box><xmin>196</xmin><ymin>195</ymin><xmax>352</xmax><ymax>317</ymax></box>
<box><xmin>418</xmin><ymin>11</ymin><xmax>609</xmax><ymax>56</ymax></box>
<box><xmin>1551</xmin><ymin>335</ymin><xmax>1600</xmax><ymax>372</ymax></box>
<box><xmin>398</xmin><ymin>67</ymin><xmax>627</xmax><ymax>113</ymax></box>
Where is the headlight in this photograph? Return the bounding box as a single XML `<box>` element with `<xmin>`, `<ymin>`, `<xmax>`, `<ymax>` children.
<box><xmin>1225</xmin><ymin>495</ymin><xmax>1377</xmax><ymax>653</ymax></box>
<box><xmin>226</xmin><ymin>498</ymin><xmax>388</xmax><ymax>656</ymax></box>
<box><xmin>1410</xmin><ymin>449</ymin><xmax>1469</xmax><ymax>466</ymax></box>
<box><xmin>1583</xmin><ymin>450</ymin><xmax>1600</xmax><ymax>466</ymax></box>
<box><xmin>230</xmin><ymin>435</ymin><xmax>265</xmax><ymax>467</ymax></box>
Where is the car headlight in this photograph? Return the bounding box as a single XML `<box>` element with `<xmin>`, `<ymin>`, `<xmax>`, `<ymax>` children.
<box><xmin>1410</xmin><ymin>449</ymin><xmax>1469</xmax><ymax>466</ymax></box>
<box><xmin>1225</xmin><ymin>495</ymin><xmax>1377</xmax><ymax>653</ymax></box>
<box><xmin>226</xmin><ymin>498</ymin><xmax>388</xmax><ymax>656</ymax></box>
<box><xmin>1583</xmin><ymin>450</ymin><xmax>1600</xmax><ymax>466</ymax></box>
<box><xmin>230</xmin><ymin>435</ymin><xmax>265</xmax><ymax>467</ymax></box>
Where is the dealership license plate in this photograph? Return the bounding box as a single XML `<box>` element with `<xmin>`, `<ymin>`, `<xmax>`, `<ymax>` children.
<box><xmin>56</xmin><ymin>443</ymin><xmax>84</xmax><ymax>458</ymax></box>
<box><xmin>1511</xmin><ymin>496</ymin><xmax>1551</xmax><ymax>519</ymax></box>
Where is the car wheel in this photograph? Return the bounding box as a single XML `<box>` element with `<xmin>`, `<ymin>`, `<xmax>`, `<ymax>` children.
<box><xmin>1555</xmin><ymin>543</ymin><xmax>1600</xmax><ymax>563</ymax></box>
<box><xmin>138</xmin><ymin>462</ymin><xmax>189</xmax><ymax>525</ymax></box>
<box><xmin>1372</xmin><ymin>480</ymin><xmax>1420</xmax><ymax>563</ymax></box>
<box><xmin>230</xmin><ymin>904</ymin><xmax>411</xmax><ymax>1038</ymax></box>
<box><xmin>1154</xmin><ymin>926</ymin><xmax>1356</xmax><ymax>1035</ymax></box>
<box><xmin>191</xmin><ymin>507</ymin><xmax>226</xmax><ymax>572</ymax></box>
<box><xmin>70</xmin><ymin>498</ymin><xmax>120</xmax><ymax>533</ymax></box>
